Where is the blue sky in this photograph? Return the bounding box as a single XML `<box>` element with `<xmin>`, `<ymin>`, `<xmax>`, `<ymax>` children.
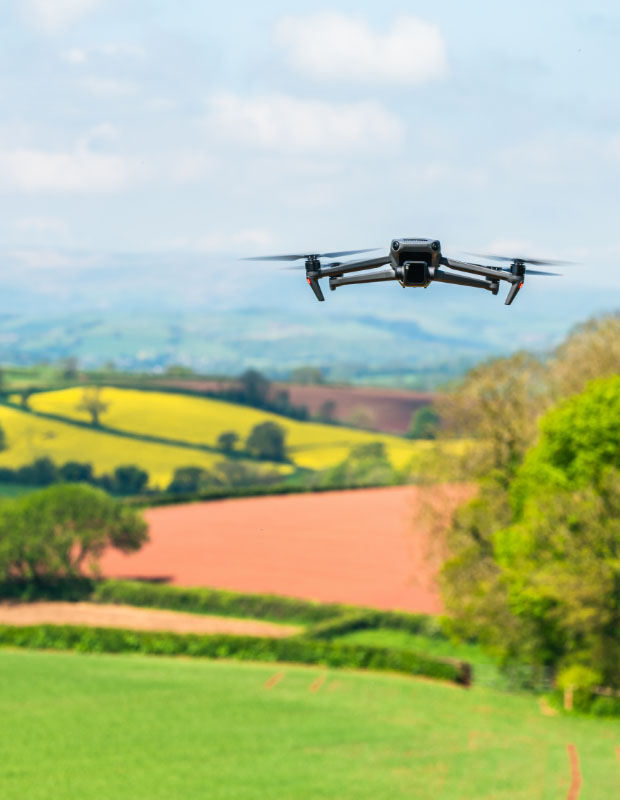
<box><xmin>1</xmin><ymin>0</ymin><xmax>619</xmax><ymax>295</ymax></box>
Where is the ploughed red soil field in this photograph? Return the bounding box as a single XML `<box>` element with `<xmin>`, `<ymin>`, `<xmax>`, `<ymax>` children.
<box><xmin>153</xmin><ymin>378</ymin><xmax>433</xmax><ymax>434</ymax></box>
<box><xmin>101</xmin><ymin>485</ymin><xmax>473</xmax><ymax>614</ymax></box>
<box><xmin>273</xmin><ymin>383</ymin><xmax>433</xmax><ymax>435</ymax></box>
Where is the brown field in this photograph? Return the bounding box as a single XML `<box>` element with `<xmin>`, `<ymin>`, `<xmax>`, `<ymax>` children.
<box><xmin>100</xmin><ymin>485</ymin><xmax>472</xmax><ymax>614</ymax></box>
<box><xmin>273</xmin><ymin>383</ymin><xmax>433</xmax><ymax>434</ymax></box>
<box><xmin>0</xmin><ymin>602</ymin><xmax>300</xmax><ymax>637</ymax></box>
<box><xmin>153</xmin><ymin>378</ymin><xmax>433</xmax><ymax>434</ymax></box>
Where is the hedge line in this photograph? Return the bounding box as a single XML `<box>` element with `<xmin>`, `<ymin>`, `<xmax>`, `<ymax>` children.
<box><xmin>92</xmin><ymin>580</ymin><xmax>450</xmax><ymax>636</ymax></box>
<box><xmin>0</xmin><ymin>624</ymin><xmax>471</xmax><ymax>686</ymax></box>
<box><xmin>92</xmin><ymin>580</ymin><xmax>347</xmax><ymax>624</ymax></box>
<box><xmin>304</xmin><ymin>610</ymin><xmax>447</xmax><ymax>640</ymax></box>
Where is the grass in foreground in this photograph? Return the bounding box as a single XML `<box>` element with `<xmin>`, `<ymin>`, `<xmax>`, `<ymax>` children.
<box><xmin>1</xmin><ymin>650</ymin><xmax>618</xmax><ymax>800</ymax></box>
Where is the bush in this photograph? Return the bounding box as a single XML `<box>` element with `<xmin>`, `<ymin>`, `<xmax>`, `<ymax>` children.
<box><xmin>0</xmin><ymin>624</ymin><xmax>471</xmax><ymax>685</ymax></box>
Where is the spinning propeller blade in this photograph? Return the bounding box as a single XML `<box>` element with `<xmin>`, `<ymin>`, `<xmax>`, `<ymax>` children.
<box><xmin>242</xmin><ymin>248</ymin><xmax>379</xmax><ymax>262</ymax></box>
<box><xmin>465</xmin><ymin>252</ymin><xmax>576</xmax><ymax>267</ymax></box>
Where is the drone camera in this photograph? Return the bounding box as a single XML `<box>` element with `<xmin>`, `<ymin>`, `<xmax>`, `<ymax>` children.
<box><xmin>397</xmin><ymin>261</ymin><xmax>430</xmax><ymax>287</ymax></box>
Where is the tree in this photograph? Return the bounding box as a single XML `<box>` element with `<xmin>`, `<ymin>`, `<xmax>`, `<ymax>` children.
<box><xmin>59</xmin><ymin>462</ymin><xmax>93</xmax><ymax>483</ymax></box>
<box><xmin>20</xmin><ymin>388</ymin><xmax>33</xmax><ymax>410</ymax></box>
<box><xmin>318</xmin><ymin>399</ymin><xmax>336</xmax><ymax>422</ymax></box>
<box><xmin>167</xmin><ymin>466</ymin><xmax>217</xmax><ymax>494</ymax></box>
<box><xmin>435</xmin><ymin>352</ymin><xmax>548</xmax><ymax>481</ymax></box>
<box><xmin>323</xmin><ymin>441</ymin><xmax>394</xmax><ymax>488</ymax></box>
<box><xmin>239</xmin><ymin>369</ymin><xmax>270</xmax><ymax>406</ymax></box>
<box><xmin>217</xmin><ymin>431</ymin><xmax>238</xmax><ymax>453</ymax></box>
<box><xmin>441</xmin><ymin>375</ymin><xmax>620</xmax><ymax>688</ymax></box>
<box><xmin>245</xmin><ymin>421</ymin><xmax>287</xmax><ymax>461</ymax></box>
<box><xmin>61</xmin><ymin>357</ymin><xmax>79</xmax><ymax>381</ymax></box>
<box><xmin>0</xmin><ymin>484</ymin><xmax>148</xmax><ymax>581</ymax></box>
<box><xmin>76</xmin><ymin>387</ymin><xmax>108</xmax><ymax>427</ymax></box>
<box><xmin>408</xmin><ymin>405</ymin><xmax>439</xmax><ymax>439</ymax></box>
<box><xmin>113</xmin><ymin>465</ymin><xmax>149</xmax><ymax>495</ymax></box>
<box><xmin>16</xmin><ymin>457</ymin><xmax>58</xmax><ymax>486</ymax></box>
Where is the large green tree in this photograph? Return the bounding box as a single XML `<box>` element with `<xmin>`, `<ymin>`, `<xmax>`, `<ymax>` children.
<box><xmin>441</xmin><ymin>375</ymin><xmax>620</xmax><ymax>688</ymax></box>
<box><xmin>0</xmin><ymin>484</ymin><xmax>148</xmax><ymax>581</ymax></box>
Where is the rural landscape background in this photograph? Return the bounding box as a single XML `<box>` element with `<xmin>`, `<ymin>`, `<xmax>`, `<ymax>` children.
<box><xmin>1</xmin><ymin>2</ymin><xmax>620</xmax><ymax>799</ymax></box>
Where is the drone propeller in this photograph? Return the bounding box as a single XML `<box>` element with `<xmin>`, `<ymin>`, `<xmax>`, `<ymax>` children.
<box><xmin>242</xmin><ymin>248</ymin><xmax>379</xmax><ymax>262</ymax></box>
<box><xmin>521</xmin><ymin>269</ymin><xmax>561</xmax><ymax>276</ymax></box>
<box><xmin>465</xmin><ymin>252</ymin><xmax>576</xmax><ymax>267</ymax></box>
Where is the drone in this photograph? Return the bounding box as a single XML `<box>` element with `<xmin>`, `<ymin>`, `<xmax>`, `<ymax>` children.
<box><xmin>244</xmin><ymin>239</ymin><xmax>570</xmax><ymax>305</ymax></box>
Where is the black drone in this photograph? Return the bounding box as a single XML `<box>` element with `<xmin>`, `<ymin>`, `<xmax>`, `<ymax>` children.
<box><xmin>245</xmin><ymin>239</ymin><xmax>569</xmax><ymax>305</ymax></box>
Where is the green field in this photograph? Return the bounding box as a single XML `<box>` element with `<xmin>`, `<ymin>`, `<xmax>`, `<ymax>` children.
<box><xmin>1</xmin><ymin>650</ymin><xmax>618</xmax><ymax>799</ymax></box>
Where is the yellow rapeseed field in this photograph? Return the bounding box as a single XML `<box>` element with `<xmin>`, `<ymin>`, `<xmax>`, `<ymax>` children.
<box><xmin>27</xmin><ymin>387</ymin><xmax>430</xmax><ymax>470</ymax></box>
<box><xmin>0</xmin><ymin>405</ymin><xmax>290</xmax><ymax>489</ymax></box>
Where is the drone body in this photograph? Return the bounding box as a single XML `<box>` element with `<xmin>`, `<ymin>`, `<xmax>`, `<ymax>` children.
<box><xmin>245</xmin><ymin>239</ymin><xmax>567</xmax><ymax>306</ymax></box>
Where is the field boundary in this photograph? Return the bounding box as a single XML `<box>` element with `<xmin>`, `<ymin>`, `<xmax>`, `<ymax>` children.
<box><xmin>0</xmin><ymin>623</ymin><xmax>471</xmax><ymax>685</ymax></box>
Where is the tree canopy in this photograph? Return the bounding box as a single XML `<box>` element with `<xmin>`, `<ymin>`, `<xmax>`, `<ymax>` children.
<box><xmin>440</xmin><ymin>374</ymin><xmax>620</xmax><ymax>688</ymax></box>
<box><xmin>0</xmin><ymin>484</ymin><xmax>148</xmax><ymax>582</ymax></box>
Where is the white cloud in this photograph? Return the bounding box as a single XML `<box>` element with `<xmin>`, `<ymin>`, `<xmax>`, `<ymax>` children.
<box><xmin>7</xmin><ymin>249</ymin><xmax>99</xmax><ymax>269</ymax></box>
<box><xmin>198</xmin><ymin>229</ymin><xmax>275</xmax><ymax>253</ymax></box>
<box><xmin>0</xmin><ymin>145</ymin><xmax>137</xmax><ymax>192</ymax></box>
<box><xmin>170</xmin><ymin>151</ymin><xmax>213</xmax><ymax>183</ymax></box>
<box><xmin>275</xmin><ymin>13</ymin><xmax>447</xmax><ymax>84</ymax></box>
<box><xmin>20</xmin><ymin>0</ymin><xmax>102</xmax><ymax>33</ymax></box>
<box><xmin>83</xmin><ymin>77</ymin><xmax>140</xmax><ymax>96</ymax></box>
<box><xmin>98</xmin><ymin>43</ymin><xmax>146</xmax><ymax>59</ymax></box>
<box><xmin>61</xmin><ymin>47</ymin><xmax>87</xmax><ymax>64</ymax></box>
<box><xmin>14</xmin><ymin>216</ymin><xmax>67</xmax><ymax>235</ymax></box>
<box><xmin>205</xmin><ymin>92</ymin><xmax>404</xmax><ymax>154</ymax></box>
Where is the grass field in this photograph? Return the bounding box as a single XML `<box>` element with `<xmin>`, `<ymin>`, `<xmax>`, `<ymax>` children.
<box><xmin>1</xmin><ymin>650</ymin><xmax>618</xmax><ymax>799</ymax></box>
<box><xmin>0</xmin><ymin>405</ymin><xmax>289</xmax><ymax>489</ymax></box>
<box><xmin>25</xmin><ymin>387</ymin><xmax>432</xmax><ymax>471</ymax></box>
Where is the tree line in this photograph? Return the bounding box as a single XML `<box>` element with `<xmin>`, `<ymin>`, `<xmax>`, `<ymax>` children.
<box><xmin>427</xmin><ymin>313</ymin><xmax>620</xmax><ymax>705</ymax></box>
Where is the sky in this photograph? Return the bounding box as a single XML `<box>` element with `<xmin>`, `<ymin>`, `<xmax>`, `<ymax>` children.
<box><xmin>1</xmin><ymin>0</ymin><xmax>620</xmax><ymax>300</ymax></box>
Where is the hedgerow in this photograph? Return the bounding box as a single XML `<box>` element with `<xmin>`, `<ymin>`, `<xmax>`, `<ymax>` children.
<box><xmin>0</xmin><ymin>624</ymin><xmax>471</xmax><ymax>685</ymax></box>
<box><xmin>92</xmin><ymin>580</ymin><xmax>450</xmax><ymax>636</ymax></box>
<box><xmin>92</xmin><ymin>580</ymin><xmax>346</xmax><ymax>624</ymax></box>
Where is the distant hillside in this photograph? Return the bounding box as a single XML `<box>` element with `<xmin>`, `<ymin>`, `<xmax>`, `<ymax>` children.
<box><xmin>149</xmin><ymin>378</ymin><xmax>432</xmax><ymax>434</ymax></box>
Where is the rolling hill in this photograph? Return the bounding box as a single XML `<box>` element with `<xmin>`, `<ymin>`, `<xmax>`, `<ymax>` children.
<box><xmin>24</xmin><ymin>387</ymin><xmax>431</xmax><ymax>472</ymax></box>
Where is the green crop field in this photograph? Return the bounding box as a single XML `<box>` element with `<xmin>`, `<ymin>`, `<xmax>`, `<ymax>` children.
<box><xmin>1</xmin><ymin>650</ymin><xmax>618</xmax><ymax>799</ymax></box>
<box><xmin>25</xmin><ymin>387</ymin><xmax>436</xmax><ymax>471</ymax></box>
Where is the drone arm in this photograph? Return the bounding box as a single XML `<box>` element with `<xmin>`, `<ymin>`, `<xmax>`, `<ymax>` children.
<box><xmin>329</xmin><ymin>269</ymin><xmax>397</xmax><ymax>290</ymax></box>
<box><xmin>319</xmin><ymin>254</ymin><xmax>391</xmax><ymax>278</ymax></box>
<box><xmin>440</xmin><ymin>257</ymin><xmax>518</xmax><ymax>285</ymax></box>
<box><xmin>429</xmin><ymin>267</ymin><xmax>499</xmax><ymax>294</ymax></box>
